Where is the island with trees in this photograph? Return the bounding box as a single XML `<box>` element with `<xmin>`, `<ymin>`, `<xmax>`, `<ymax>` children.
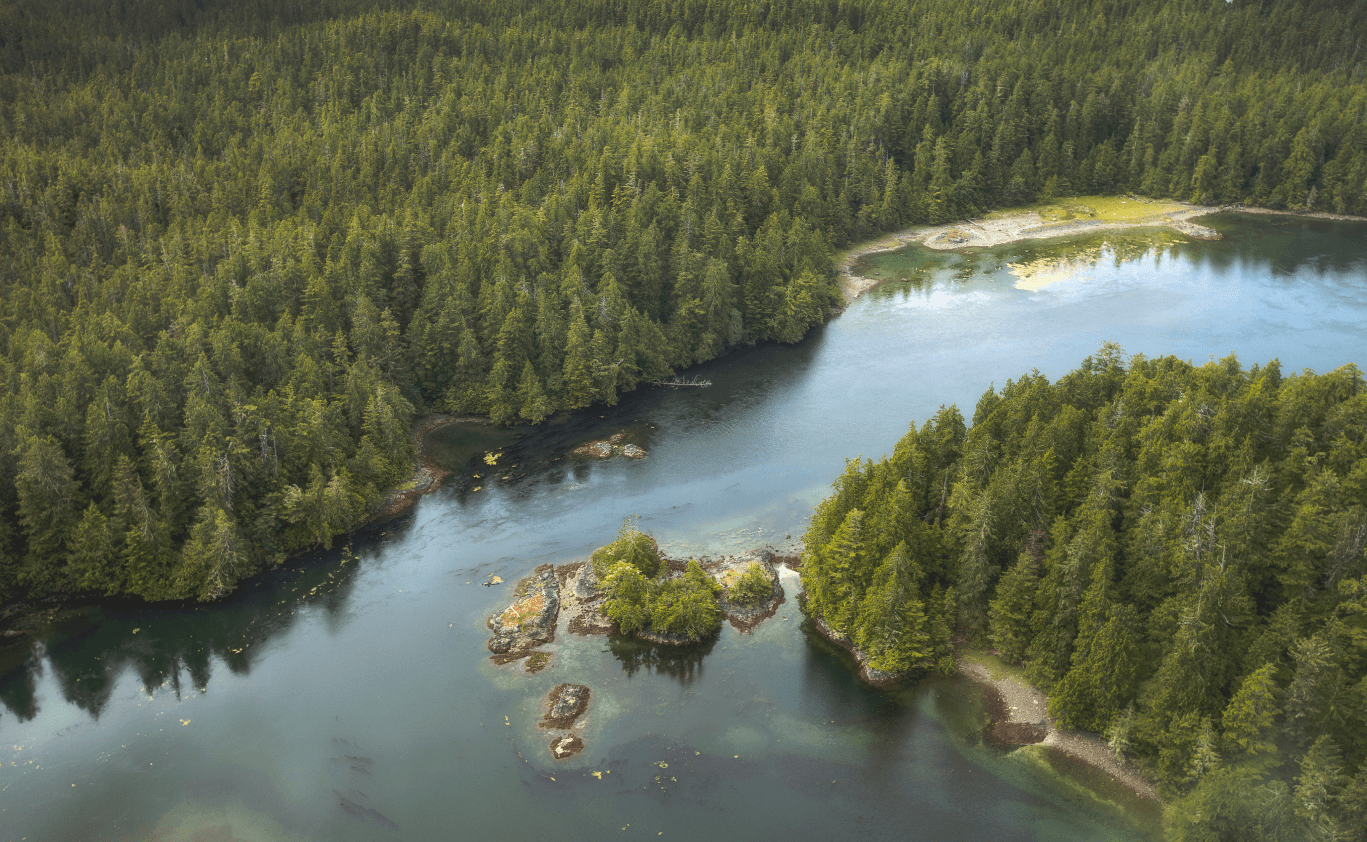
<box><xmin>798</xmin><ymin>346</ymin><xmax>1367</xmax><ymax>839</ymax></box>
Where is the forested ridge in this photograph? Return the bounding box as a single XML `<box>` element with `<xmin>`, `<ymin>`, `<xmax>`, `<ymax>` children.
<box><xmin>2</xmin><ymin>0</ymin><xmax>1365</xmax><ymax>605</ymax></box>
<box><xmin>800</xmin><ymin>349</ymin><xmax>1367</xmax><ymax>839</ymax></box>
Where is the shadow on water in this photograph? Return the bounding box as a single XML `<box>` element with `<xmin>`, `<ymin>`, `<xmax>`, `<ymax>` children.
<box><xmin>1198</xmin><ymin>212</ymin><xmax>1367</xmax><ymax>277</ymax></box>
<box><xmin>606</xmin><ymin>633</ymin><xmax>718</xmax><ymax>684</ymax></box>
<box><xmin>428</xmin><ymin>322</ymin><xmax>834</xmax><ymax>507</ymax></box>
<box><xmin>0</xmin><ymin>542</ymin><xmax>365</xmax><ymax>722</ymax></box>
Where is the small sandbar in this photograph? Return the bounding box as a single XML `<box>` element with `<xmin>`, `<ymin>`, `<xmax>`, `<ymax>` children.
<box><xmin>837</xmin><ymin>197</ymin><xmax>1227</xmax><ymax>305</ymax></box>
<box><xmin>957</xmin><ymin>653</ymin><xmax>1158</xmax><ymax>802</ymax></box>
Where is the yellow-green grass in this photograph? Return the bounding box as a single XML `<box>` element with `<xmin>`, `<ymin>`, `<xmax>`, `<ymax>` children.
<box><xmin>958</xmin><ymin>647</ymin><xmax>1032</xmax><ymax>684</ymax></box>
<box><xmin>984</xmin><ymin>195</ymin><xmax>1189</xmax><ymax>224</ymax></box>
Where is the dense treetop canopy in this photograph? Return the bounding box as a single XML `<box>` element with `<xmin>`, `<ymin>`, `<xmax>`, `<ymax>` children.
<box><xmin>1</xmin><ymin>0</ymin><xmax>1363</xmax><ymax>604</ymax></box>
<box><xmin>800</xmin><ymin>349</ymin><xmax>1367</xmax><ymax>839</ymax></box>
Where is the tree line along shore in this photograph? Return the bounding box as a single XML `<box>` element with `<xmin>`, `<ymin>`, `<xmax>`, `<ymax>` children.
<box><xmin>2</xmin><ymin>0</ymin><xmax>1365</xmax><ymax>605</ymax></box>
<box><xmin>799</xmin><ymin>347</ymin><xmax>1367</xmax><ymax>841</ymax></box>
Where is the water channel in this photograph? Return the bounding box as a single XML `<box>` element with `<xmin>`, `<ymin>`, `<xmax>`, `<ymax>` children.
<box><xmin>3</xmin><ymin>212</ymin><xmax>1364</xmax><ymax>841</ymax></box>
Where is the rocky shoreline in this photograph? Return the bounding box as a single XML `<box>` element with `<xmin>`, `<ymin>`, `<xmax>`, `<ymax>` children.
<box><xmin>957</xmin><ymin>655</ymin><xmax>1159</xmax><ymax>802</ymax></box>
<box><xmin>806</xmin><ymin>612</ymin><xmax>905</xmax><ymax>688</ymax></box>
<box><xmin>366</xmin><ymin>413</ymin><xmax>488</xmax><ymax>522</ymax></box>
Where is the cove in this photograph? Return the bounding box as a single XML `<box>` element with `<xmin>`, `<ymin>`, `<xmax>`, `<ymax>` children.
<box><xmin>2</xmin><ymin>212</ymin><xmax>1364</xmax><ymax>841</ymax></box>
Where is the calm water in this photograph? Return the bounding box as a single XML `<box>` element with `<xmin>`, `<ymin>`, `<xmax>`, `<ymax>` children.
<box><xmin>3</xmin><ymin>213</ymin><xmax>1364</xmax><ymax>842</ymax></box>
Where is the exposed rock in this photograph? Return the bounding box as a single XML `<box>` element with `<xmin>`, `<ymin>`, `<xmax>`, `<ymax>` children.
<box><xmin>570</xmin><ymin>433</ymin><xmax>648</xmax><ymax>461</ymax></box>
<box><xmin>539</xmin><ymin>683</ymin><xmax>591</xmax><ymax>730</ymax></box>
<box><xmin>708</xmin><ymin>551</ymin><xmax>785</xmax><ymax>633</ymax></box>
<box><xmin>572</xmin><ymin>440</ymin><xmax>615</xmax><ymax>459</ymax></box>
<box><xmin>572</xmin><ymin>560</ymin><xmax>602</xmax><ymax>600</ymax></box>
<box><xmin>555</xmin><ymin>561</ymin><xmax>616</xmax><ymax>637</ymax></box>
<box><xmin>633</xmin><ymin>628</ymin><xmax>713</xmax><ymax>646</ymax></box>
<box><xmin>549</xmin><ymin>735</ymin><xmax>585</xmax><ymax>759</ymax></box>
<box><xmin>486</xmin><ymin>564</ymin><xmax>559</xmax><ymax>656</ymax></box>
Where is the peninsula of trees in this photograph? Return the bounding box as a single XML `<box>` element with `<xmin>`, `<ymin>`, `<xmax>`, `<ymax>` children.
<box><xmin>799</xmin><ymin>348</ymin><xmax>1367</xmax><ymax>839</ymax></box>
<box><xmin>3</xmin><ymin>0</ymin><xmax>1365</xmax><ymax>603</ymax></box>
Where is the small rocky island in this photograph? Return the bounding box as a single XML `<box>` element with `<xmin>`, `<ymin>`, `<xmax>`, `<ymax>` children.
<box><xmin>539</xmin><ymin>683</ymin><xmax>591</xmax><ymax>760</ymax></box>
<box><xmin>564</xmin><ymin>521</ymin><xmax>786</xmax><ymax>644</ymax></box>
<box><xmin>570</xmin><ymin>431</ymin><xmax>647</xmax><ymax>460</ymax></box>
<box><xmin>486</xmin><ymin>521</ymin><xmax>787</xmax><ymax>761</ymax></box>
<box><xmin>486</xmin><ymin>563</ymin><xmax>558</xmax><ymax>669</ymax></box>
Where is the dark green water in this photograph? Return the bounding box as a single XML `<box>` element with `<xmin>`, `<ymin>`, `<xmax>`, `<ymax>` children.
<box><xmin>3</xmin><ymin>213</ymin><xmax>1364</xmax><ymax>841</ymax></box>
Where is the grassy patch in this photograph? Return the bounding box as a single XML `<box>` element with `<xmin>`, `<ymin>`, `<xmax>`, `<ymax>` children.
<box><xmin>959</xmin><ymin>647</ymin><xmax>1032</xmax><ymax>684</ymax></box>
<box><xmin>985</xmin><ymin>195</ymin><xmax>1189</xmax><ymax>224</ymax></box>
<box><xmin>496</xmin><ymin>593</ymin><xmax>547</xmax><ymax>629</ymax></box>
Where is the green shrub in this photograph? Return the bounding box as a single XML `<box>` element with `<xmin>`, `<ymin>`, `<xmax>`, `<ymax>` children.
<box><xmin>591</xmin><ymin>517</ymin><xmax>660</xmax><ymax>578</ymax></box>
<box><xmin>601</xmin><ymin>561</ymin><xmax>652</xmax><ymax>634</ymax></box>
<box><xmin>650</xmin><ymin>561</ymin><xmax>722</xmax><ymax>637</ymax></box>
<box><xmin>728</xmin><ymin>563</ymin><xmax>773</xmax><ymax>605</ymax></box>
<box><xmin>600</xmin><ymin>558</ymin><xmax>721</xmax><ymax>639</ymax></box>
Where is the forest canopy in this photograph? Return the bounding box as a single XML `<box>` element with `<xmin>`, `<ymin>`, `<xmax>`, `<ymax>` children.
<box><xmin>2</xmin><ymin>0</ymin><xmax>1365</xmax><ymax>604</ymax></box>
<box><xmin>799</xmin><ymin>349</ymin><xmax>1367</xmax><ymax>840</ymax></box>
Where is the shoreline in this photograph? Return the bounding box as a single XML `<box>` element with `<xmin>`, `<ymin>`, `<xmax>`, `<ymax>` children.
<box><xmin>366</xmin><ymin>413</ymin><xmax>489</xmax><ymax>522</ymax></box>
<box><xmin>836</xmin><ymin>203</ymin><xmax>1223</xmax><ymax>305</ymax></box>
<box><xmin>836</xmin><ymin>201</ymin><xmax>1367</xmax><ymax>305</ymax></box>
<box><xmin>800</xmin><ymin>605</ymin><xmax>1160</xmax><ymax>803</ymax></box>
<box><xmin>957</xmin><ymin>654</ymin><xmax>1159</xmax><ymax>802</ymax></box>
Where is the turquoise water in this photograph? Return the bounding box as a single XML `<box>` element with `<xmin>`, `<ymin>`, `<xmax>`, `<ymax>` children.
<box><xmin>3</xmin><ymin>212</ymin><xmax>1363</xmax><ymax>842</ymax></box>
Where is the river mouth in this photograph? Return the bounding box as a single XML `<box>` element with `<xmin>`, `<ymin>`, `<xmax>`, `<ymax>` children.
<box><xmin>5</xmin><ymin>212</ymin><xmax>1366</xmax><ymax>841</ymax></box>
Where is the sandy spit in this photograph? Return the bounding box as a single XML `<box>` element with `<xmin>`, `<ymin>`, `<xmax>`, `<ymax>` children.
<box><xmin>837</xmin><ymin>204</ymin><xmax>1229</xmax><ymax>305</ymax></box>
<box><xmin>957</xmin><ymin>656</ymin><xmax>1159</xmax><ymax>801</ymax></box>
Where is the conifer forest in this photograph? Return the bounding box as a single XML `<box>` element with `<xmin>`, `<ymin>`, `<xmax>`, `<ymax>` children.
<box><xmin>2</xmin><ymin>1</ymin><xmax>1366</xmax><ymax>835</ymax></box>
<box><xmin>800</xmin><ymin>350</ymin><xmax>1367</xmax><ymax>839</ymax></box>
<box><xmin>3</xmin><ymin>0</ymin><xmax>1364</xmax><ymax>603</ymax></box>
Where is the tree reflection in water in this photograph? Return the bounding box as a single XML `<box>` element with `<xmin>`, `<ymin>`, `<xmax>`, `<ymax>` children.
<box><xmin>0</xmin><ymin>541</ymin><xmax>366</xmax><ymax>722</ymax></box>
<box><xmin>607</xmin><ymin>633</ymin><xmax>717</xmax><ymax>684</ymax></box>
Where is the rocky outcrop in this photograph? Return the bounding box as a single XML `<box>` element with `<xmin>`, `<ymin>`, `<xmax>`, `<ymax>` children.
<box><xmin>570</xmin><ymin>432</ymin><xmax>647</xmax><ymax>460</ymax></box>
<box><xmin>557</xmin><ymin>562</ymin><xmax>616</xmax><ymax>636</ymax></box>
<box><xmin>487</xmin><ymin>564</ymin><xmax>559</xmax><ymax>657</ymax></box>
<box><xmin>708</xmin><ymin>551</ymin><xmax>785</xmax><ymax>633</ymax></box>
<box><xmin>539</xmin><ymin>683</ymin><xmax>592</xmax><ymax>760</ymax></box>
<box><xmin>539</xmin><ymin>683</ymin><xmax>591</xmax><ymax>728</ymax></box>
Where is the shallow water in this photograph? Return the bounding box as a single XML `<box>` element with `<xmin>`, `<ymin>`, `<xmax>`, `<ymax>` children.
<box><xmin>3</xmin><ymin>212</ymin><xmax>1364</xmax><ymax>842</ymax></box>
